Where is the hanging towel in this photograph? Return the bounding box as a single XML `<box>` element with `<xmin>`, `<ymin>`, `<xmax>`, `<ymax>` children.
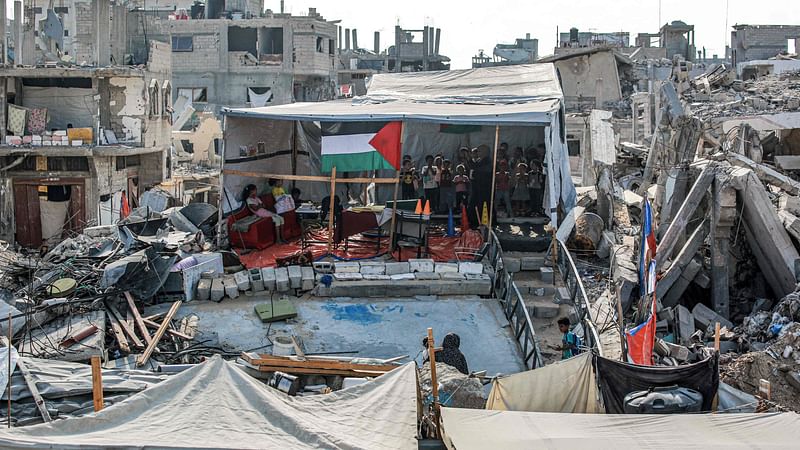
<box><xmin>7</xmin><ymin>104</ymin><xmax>27</xmax><ymax>136</ymax></box>
<box><xmin>26</xmin><ymin>108</ymin><xmax>49</xmax><ymax>135</ymax></box>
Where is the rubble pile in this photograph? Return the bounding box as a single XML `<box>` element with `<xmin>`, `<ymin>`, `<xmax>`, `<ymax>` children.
<box><xmin>419</xmin><ymin>362</ymin><xmax>486</xmax><ymax>409</ymax></box>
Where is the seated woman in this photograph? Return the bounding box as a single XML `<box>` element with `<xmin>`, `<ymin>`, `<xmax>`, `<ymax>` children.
<box><xmin>241</xmin><ymin>184</ymin><xmax>287</xmax><ymax>244</ymax></box>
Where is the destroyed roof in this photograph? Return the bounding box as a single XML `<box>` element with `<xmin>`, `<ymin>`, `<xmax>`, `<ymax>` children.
<box><xmin>0</xmin><ymin>357</ymin><xmax>419</xmax><ymax>449</ymax></box>
<box><xmin>537</xmin><ymin>47</ymin><xmax>634</xmax><ymax>66</ymax></box>
<box><xmin>223</xmin><ymin>64</ymin><xmax>564</xmax><ymax>125</ymax></box>
<box><xmin>440</xmin><ymin>408</ymin><xmax>800</xmax><ymax>449</ymax></box>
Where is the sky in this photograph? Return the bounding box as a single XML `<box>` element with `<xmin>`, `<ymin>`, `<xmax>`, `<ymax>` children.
<box><xmin>279</xmin><ymin>0</ymin><xmax>798</xmax><ymax>68</ymax></box>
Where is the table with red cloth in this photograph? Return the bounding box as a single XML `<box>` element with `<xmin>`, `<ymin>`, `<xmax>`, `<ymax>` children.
<box><xmin>334</xmin><ymin>208</ymin><xmax>394</xmax><ymax>244</ymax></box>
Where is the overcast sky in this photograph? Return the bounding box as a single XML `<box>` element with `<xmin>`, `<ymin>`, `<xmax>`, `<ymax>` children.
<box><xmin>282</xmin><ymin>0</ymin><xmax>798</xmax><ymax>68</ymax></box>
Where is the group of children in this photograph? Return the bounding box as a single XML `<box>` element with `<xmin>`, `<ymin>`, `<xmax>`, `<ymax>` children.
<box><xmin>399</xmin><ymin>142</ymin><xmax>546</xmax><ymax>217</ymax></box>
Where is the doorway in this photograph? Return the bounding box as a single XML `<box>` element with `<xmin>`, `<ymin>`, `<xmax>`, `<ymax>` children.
<box><xmin>12</xmin><ymin>178</ymin><xmax>86</xmax><ymax>248</ymax></box>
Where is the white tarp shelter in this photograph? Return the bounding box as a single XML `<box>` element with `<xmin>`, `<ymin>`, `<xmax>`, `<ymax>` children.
<box><xmin>220</xmin><ymin>64</ymin><xmax>577</xmax><ymax>225</ymax></box>
<box><xmin>440</xmin><ymin>408</ymin><xmax>800</xmax><ymax>450</ymax></box>
<box><xmin>0</xmin><ymin>356</ymin><xmax>418</xmax><ymax>449</ymax></box>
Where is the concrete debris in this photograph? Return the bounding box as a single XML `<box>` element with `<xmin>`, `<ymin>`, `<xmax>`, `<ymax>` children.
<box><xmin>419</xmin><ymin>361</ymin><xmax>486</xmax><ymax>409</ymax></box>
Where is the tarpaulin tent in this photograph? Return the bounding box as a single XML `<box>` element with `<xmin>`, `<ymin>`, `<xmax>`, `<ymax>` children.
<box><xmin>594</xmin><ymin>353</ymin><xmax>719</xmax><ymax>414</ymax></box>
<box><xmin>0</xmin><ymin>356</ymin><xmax>418</xmax><ymax>449</ymax></box>
<box><xmin>220</xmin><ymin>64</ymin><xmax>576</xmax><ymax>226</ymax></box>
<box><xmin>440</xmin><ymin>408</ymin><xmax>800</xmax><ymax>450</ymax></box>
<box><xmin>486</xmin><ymin>352</ymin><xmax>600</xmax><ymax>413</ymax></box>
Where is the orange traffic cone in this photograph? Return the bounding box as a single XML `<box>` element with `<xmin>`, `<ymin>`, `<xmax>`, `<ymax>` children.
<box><xmin>460</xmin><ymin>204</ymin><xmax>470</xmax><ymax>232</ymax></box>
<box><xmin>423</xmin><ymin>200</ymin><xmax>431</xmax><ymax>215</ymax></box>
<box><xmin>414</xmin><ymin>199</ymin><xmax>423</xmax><ymax>214</ymax></box>
<box><xmin>481</xmin><ymin>202</ymin><xmax>489</xmax><ymax>225</ymax></box>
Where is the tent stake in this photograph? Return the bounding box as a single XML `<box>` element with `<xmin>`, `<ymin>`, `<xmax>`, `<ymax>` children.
<box><xmin>426</xmin><ymin>328</ymin><xmax>441</xmax><ymax>439</ymax></box>
<box><xmin>488</xmin><ymin>125</ymin><xmax>500</xmax><ymax>228</ymax></box>
<box><xmin>328</xmin><ymin>166</ymin><xmax>337</xmax><ymax>252</ymax></box>
<box><xmin>91</xmin><ymin>356</ymin><xmax>103</xmax><ymax>412</ymax></box>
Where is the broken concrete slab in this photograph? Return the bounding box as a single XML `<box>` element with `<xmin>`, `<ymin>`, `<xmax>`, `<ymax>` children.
<box><xmin>692</xmin><ymin>302</ymin><xmax>733</xmax><ymax>333</ymax></box>
<box><xmin>676</xmin><ymin>305</ymin><xmax>694</xmax><ymax>345</ymax></box>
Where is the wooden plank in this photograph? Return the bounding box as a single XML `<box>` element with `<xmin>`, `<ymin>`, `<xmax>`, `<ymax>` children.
<box><xmin>91</xmin><ymin>356</ymin><xmax>103</xmax><ymax>412</ymax></box>
<box><xmin>106</xmin><ymin>312</ymin><xmax>131</xmax><ymax>353</ymax></box>
<box><xmin>142</xmin><ymin>318</ymin><xmax>193</xmax><ymax>340</ymax></box>
<box><xmin>124</xmin><ymin>292</ymin><xmax>154</xmax><ymax>348</ymax></box>
<box><xmin>0</xmin><ymin>337</ymin><xmax>51</xmax><ymax>422</ymax></box>
<box><xmin>137</xmin><ymin>301</ymin><xmax>181</xmax><ymax>367</ymax></box>
<box><xmin>222</xmin><ymin>169</ymin><xmax>397</xmax><ymax>184</ymax></box>
<box><xmin>241</xmin><ymin>353</ymin><xmax>397</xmax><ymax>372</ymax></box>
<box><xmin>656</xmin><ymin>162</ymin><xmax>716</xmax><ymax>264</ymax></box>
<box><xmin>245</xmin><ymin>365</ymin><xmax>390</xmax><ymax>377</ymax></box>
<box><xmin>105</xmin><ymin>303</ymin><xmax>144</xmax><ymax>348</ymax></box>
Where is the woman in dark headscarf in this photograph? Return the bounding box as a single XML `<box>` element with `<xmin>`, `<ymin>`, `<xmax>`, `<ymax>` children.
<box><xmin>423</xmin><ymin>333</ymin><xmax>469</xmax><ymax>375</ymax></box>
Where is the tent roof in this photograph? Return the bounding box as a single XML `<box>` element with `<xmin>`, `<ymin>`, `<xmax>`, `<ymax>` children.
<box><xmin>223</xmin><ymin>64</ymin><xmax>563</xmax><ymax>125</ymax></box>
<box><xmin>0</xmin><ymin>357</ymin><xmax>418</xmax><ymax>449</ymax></box>
<box><xmin>440</xmin><ymin>408</ymin><xmax>800</xmax><ymax>450</ymax></box>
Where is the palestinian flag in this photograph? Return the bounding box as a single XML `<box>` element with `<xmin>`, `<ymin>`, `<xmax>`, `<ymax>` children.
<box><xmin>320</xmin><ymin>121</ymin><xmax>402</xmax><ymax>173</ymax></box>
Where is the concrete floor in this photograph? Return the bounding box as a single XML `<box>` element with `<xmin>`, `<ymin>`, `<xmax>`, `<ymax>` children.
<box><xmin>147</xmin><ymin>294</ymin><xmax>527</xmax><ymax>377</ymax></box>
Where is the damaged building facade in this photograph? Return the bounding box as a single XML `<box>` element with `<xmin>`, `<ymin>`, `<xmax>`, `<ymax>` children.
<box><xmin>127</xmin><ymin>3</ymin><xmax>339</xmax><ymax>111</ymax></box>
<box><xmin>0</xmin><ymin>3</ymin><xmax>172</xmax><ymax>248</ymax></box>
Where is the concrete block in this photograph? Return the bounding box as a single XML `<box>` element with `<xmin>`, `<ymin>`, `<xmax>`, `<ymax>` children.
<box><xmin>415</xmin><ymin>272</ymin><xmax>441</xmax><ymax>281</ymax></box>
<box><xmin>249</xmin><ymin>269</ymin><xmax>264</xmax><ymax>292</ymax></box>
<box><xmin>335</xmin><ymin>261</ymin><xmax>360</xmax><ymax>273</ymax></box>
<box><xmin>385</xmin><ymin>262</ymin><xmax>410</xmax><ymax>275</ymax></box>
<box><xmin>196</xmin><ymin>278</ymin><xmax>211</xmax><ymax>301</ymax></box>
<box><xmin>313</xmin><ymin>261</ymin><xmax>333</xmax><ymax>273</ymax></box>
<box><xmin>539</xmin><ymin>267</ymin><xmax>554</xmax><ymax>283</ymax></box>
<box><xmin>233</xmin><ymin>270</ymin><xmax>250</xmax><ymax>291</ymax></box>
<box><xmin>521</xmin><ymin>256</ymin><xmax>545</xmax><ymax>271</ymax></box>
<box><xmin>261</xmin><ymin>268</ymin><xmax>276</xmax><ymax>291</ymax></box>
<box><xmin>334</xmin><ymin>273</ymin><xmax>363</xmax><ymax>281</ymax></box>
<box><xmin>692</xmin><ymin>303</ymin><xmax>733</xmax><ymax>332</ymax></box>
<box><xmin>275</xmin><ymin>267</ymin><xmax>290</xmax><ymax>292</ymax></box>
<box><xmin>554</xmin><ymin>286</ymin><xmax>571</xmax><ymax>304</ymax></box>
<box><xmin>359</xmin><ymin>261</ymin><xmax>386</xmax><ymax>275</ymax></box>
<box><xmin>531</xmin><ymin>287</ymin><xmax>547</xmax><ymax>297</ymax></box>
<box><xmin>301</xmin><ymin>267</ymin><xmax>315</xmax><ymax>291</ymax></box>
<box><xmin>409</xmin><ymin>259</ymin><xmax>435</xmax><ymax>273</ymax></box>
<box><xmin>503</xmin><ymin>257</ymin><xmax>521</xmax><ymax>273</ymax></box>
<box><xmin>441</xmin><ymin>273</ymin><xmax>466</xmax><ymax>281</ymax></box>
<box><xmin>434</xmin><ymin>262</ymin><xmax>458</xmax><ymax>273</ymax></box>
<box><xmin>390</xmin><ymin>273</ymin><xmax>416</xmax><ymax>280</ymax></box>
<box><xmin>534</xmin><ymin>302</ymin><xmax>559</xmax><ymax>319</ymax></box>
<box><xmin>222</xmin><ymin>276</ymin><xmax>239</xmax><ymax>299</ymax></box>
<box><xmin>459</xmin><ymin>262</ymin><xmax>483</xmax><ymax>275</ymax></box>
<box><xmin>288</xmin><ymin>265</ymin><xmax>302</xmax><ymax>289</ymax></box>
<box><xmin>665</xmin><ymin>342</ymin><xmax>690</xmax><ymax>362</ymax></box>
<box><xmin>363</xmin><ymin>274</ymin><xmax>391</xmax><ymax>281</ymax></box>
<box><xmin>210</xmin><ymin>278</ymin><xmax>225</xmax><ymax>302</ymax></box>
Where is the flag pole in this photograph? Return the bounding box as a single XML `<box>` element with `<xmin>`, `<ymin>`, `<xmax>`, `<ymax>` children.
<box><xmin>387</xmin><ymin>122</ymin><xmax>404</xmax><ymax>254</ymax></box>
<box><xmin>327</xmin><ymin>166</ymin><xmax>337</xmax><ymax>253</ymax></box>
<box><xmin>488</xmin><ymin>125</ymin><xmax>500</xmax><ymax>229</ymax></box>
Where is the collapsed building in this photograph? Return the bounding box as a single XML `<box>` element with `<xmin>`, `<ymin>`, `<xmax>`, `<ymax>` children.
<box><xmin>471</xmin><ymin>33</ymin><xmax>538</xmax><ymax>68</ymax></box>
<box><xmin>0</xmin><ymin>2</ymin><xmax>172</xmax><ymax>248</ymax></box>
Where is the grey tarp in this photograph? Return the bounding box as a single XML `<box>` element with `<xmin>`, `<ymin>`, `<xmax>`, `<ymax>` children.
<box><xmin>485</xmin><ymin>353</ymin><xmax>600</xmax><ymax>413</ymax></box>
<box><xmin>440</xmin><ymin>408</ymin><xmax>800</xmax><ymax>450</ymax></box>
<box><xmin>0</xmin><ymin>356</ymin><xmax>418</xmax><ymax>449</ymax></box>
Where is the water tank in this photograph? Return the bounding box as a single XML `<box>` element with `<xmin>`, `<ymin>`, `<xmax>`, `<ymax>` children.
<box><xmin>623</xmin><ymin>386</ymin><xmax>703</xmax><ymax>414</ymax></box>
<box><xmin>569</xmin><ymin>27</ymin><xmax>579</xmax><ymax>43</ymax></box>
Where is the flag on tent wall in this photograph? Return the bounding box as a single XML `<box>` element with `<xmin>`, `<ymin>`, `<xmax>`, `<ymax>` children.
<box><xmin>638</xmin><ymin>197</ymin><xmax>657</xmax><ymax>296</ymax></box>
<box><xmin>320</xmin><ymin>122</ymin><xmax>402</xmax><ymax>173</ymax></box>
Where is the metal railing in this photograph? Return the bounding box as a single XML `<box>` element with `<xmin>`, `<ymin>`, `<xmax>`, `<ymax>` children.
<box><xmin>486</xmin><ymin>231</ymin><xmax>544</xmax><ymax>370</ymax></box>
<box><xmin>554</xmin><ymin>239</ymin><xmax>604</xmax><ymax>357</ymax></box>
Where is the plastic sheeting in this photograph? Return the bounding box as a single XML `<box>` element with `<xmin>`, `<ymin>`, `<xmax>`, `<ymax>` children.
<box><xmin>0</xmin><ymin>356</ymin><xmax>418</xmax><ymax>449</ymax></box>
<box><xmin>440</xmin><ymin>408</ymin><xmax>800</xmax><ymax>450</ymax></box>
<box><xmin>360</xmin><ymin>64</ymin><xmax>563</xmax><ymax>106</ymax></box>
<box><xmin>594</xmin><ymin>353</ymin><xmax>719</xmax><ymax>414</ymax></box>
<box><xmin>486</xmin><ymin>353</ymin><xmax>600</xmax><ymax>413</ymax></box>
<box><xmin>21</xmin><ymin>86</ymin><xmax>94</xmax><ymax>130</ymax></box>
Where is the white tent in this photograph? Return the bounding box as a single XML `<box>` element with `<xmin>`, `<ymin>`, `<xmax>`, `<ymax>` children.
<box><xmin>440</xmin><ymin>408</ymin><xmax>800</xmax><ymax>450</ymax></box>
<box><xmin>0</xmin><ymin>357</ymin><xmax>419</xmax><ymax>449</ymax></box>
<box><xmin>220</xmin><ymin>64</ymin><xmax>576</xmax><ymax>225</ymax></box>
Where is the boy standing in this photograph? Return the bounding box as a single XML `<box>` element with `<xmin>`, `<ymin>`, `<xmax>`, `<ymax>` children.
<box><xmin>421</xmin><ymin>155</ymin><xmax>439</xmax><ymax>210</ymax></box>
<box><xmin>554</xmin><ymin>317</ymin><xmax>580</xmax><ymax>360</ymax></box>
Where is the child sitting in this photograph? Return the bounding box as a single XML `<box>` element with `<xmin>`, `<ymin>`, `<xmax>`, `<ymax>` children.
<box><xmin>241</xmin><ymin>184</ymin><xmax>286</xmax><ymax>244</ymax></box>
